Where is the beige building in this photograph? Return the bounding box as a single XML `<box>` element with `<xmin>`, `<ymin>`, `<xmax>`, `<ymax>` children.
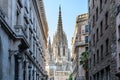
<box><xmin>46</xmin><ymin>6</ymin><xmax>72</xmax><ymax>80</ymax></box>
<box><xmin>0</xmin><ymin>0</ymin><xmax>48</xmax><ymax>80</ymax></box>
<box><xmin>72</xmin><ymin>13</ymin><xmax>88</xmax><ymax>80</ymax></box>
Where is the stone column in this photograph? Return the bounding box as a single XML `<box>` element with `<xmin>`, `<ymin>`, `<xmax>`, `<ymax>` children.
<box><xmin>26</xmin><ymin>61</ymin><xmax>29</xmax><ymax>80</ymax></box>
<box><xmin>18</xmin><ymin>59</ymin><xmax>23</xmax><ymax>80</ymax></box>
<box><xmin>34</xmin><ymin>68</ymin><xmax>36</xmax><ymax>80</ymax></box>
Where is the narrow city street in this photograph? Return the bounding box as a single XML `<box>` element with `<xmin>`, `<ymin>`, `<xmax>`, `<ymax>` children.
<box><xmin>0</xmin><ymin>0</ymin><xmax>120</xmax><ymax>80</ymax></box>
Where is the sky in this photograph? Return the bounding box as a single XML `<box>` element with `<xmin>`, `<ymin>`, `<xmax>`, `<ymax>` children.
<box><xmin>44</xmin><ymin>0</ymin><xmax>88</xmax><ymax>50</ymax></box>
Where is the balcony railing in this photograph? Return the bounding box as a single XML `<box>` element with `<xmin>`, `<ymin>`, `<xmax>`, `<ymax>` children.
<box><xmin>74</xmin><ymin>40</ymin><xmax>88</xmax><ymax>47</ymax></box>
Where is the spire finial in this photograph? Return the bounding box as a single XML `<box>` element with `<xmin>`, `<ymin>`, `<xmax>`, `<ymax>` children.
<box><xmin>59</xmin><ymin>5</ymin><xmax>61</xmax><ymax>11</ymax></box>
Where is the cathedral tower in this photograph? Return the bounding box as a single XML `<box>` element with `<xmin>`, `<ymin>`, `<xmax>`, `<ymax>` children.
<box><xmin>47</xmin><ymin>6</ymin><xmax>72</xmax><ymax>80</ymax></box>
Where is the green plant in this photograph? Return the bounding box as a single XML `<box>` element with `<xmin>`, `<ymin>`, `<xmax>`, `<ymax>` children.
<box><xmin>68</xmin><ymin>73</ymin><xmax>73</xmax><ymax>80</ymax></box>
<box><xmin>80</xmin><ymin>51</ymin><xmax>88</xmax><ymax>71</ymax></box>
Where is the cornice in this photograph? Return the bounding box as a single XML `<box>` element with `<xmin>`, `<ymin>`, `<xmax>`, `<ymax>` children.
<box><xmin>32</xmin><ymin>0</ymin><xmax>48</xmax><ymax>48</ymax></box>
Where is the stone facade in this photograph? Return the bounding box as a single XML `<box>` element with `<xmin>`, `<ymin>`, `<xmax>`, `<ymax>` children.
<box><xmin>46</xmin><ymin>6</ymin><xmax>72</xmax><ymax>80</ymax></box>
<box><xmin>116</xmin><ymin>4</ymin><xmax>120</xmax><ymax>79</ymax></box>
<box><xmin>0</xmin><ymin>0</ymin><xmax>48</xmax><ymax>80</ymax></box>
<box><xmin>72</xmin><ymin>13</ymin><xmax>88</xmax><ymax>80</ymax></box>
<box><xmin>88</xmin><ymin>0</ymin><xmax>120</xmax><ymax>80</ymax></box>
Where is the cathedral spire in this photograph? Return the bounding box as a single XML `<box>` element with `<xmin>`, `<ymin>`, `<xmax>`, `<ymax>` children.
<box><xmin>57</xmin><ymin>5</ymin><xmax>63</xmax><ymax>41</ymax></box>
<box><xmin>48</xmin><ymin>37</ymin><xmax>52</xmax><ymax>52</ymax></box>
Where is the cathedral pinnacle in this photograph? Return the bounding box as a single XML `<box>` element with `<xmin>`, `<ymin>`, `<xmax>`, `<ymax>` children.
<box><xmin>53</xmin><ymin>6</ymin><xmax>68</xmax><ymax>46</ymax></box>
<box><xmin>57</xmin><ymin>5</ymin><xmax>63</xmax><ymax>41</ymax></box>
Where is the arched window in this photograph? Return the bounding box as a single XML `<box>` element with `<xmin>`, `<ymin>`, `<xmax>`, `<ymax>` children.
<box><xmin>58</xmin><ymin>46</ymin><xmax>60</xmax><ymax>56</ymax></box>
<box><xmin>63</xmin><ymin>46</ymin><xmax>65</xmax><ymax>56</ymax></box>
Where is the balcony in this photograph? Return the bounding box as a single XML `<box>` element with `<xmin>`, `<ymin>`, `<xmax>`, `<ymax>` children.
<box><xmin>74</xmin><ymin>41</ymin><xmax>88</xmax><ymax>47</ymax></box>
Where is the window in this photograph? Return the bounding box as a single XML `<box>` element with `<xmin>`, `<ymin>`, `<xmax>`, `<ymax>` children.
<box><xmin>89</xmin><ymin>7</ymin><xmax>90</xmax><ymax>15</ymax></box>
<box><xmin>24</xmin><ymin>20</ymin><xmax>28</xmax><ymax>38</ymax></box>
<box><xmin>14</xmin><ymin>56</ymin><xmax>19</xmax><ymax>80</ymax></box>
<box><xmin>93</xmin><ymin>34</ymin><xmax>95</xmax><ymax>46</ymax></box>
<box><xmin>93</xmin><ymin>54</ymin><xmax>95</xmax><ymax>66</ymax></box>
<box><xmin>100</xmin><ymin>21</ymin><xmax>103</xmax><ymax>36</ymax></box>
<box><xmin>119</xmin><ymin>25</ymin><xmax>120</xmax><ymax>40</ymax></box>
<box><xmin>97</xmin><ymin>73</ymin><xmax>99</xmax><ymax>80</ymax></box>
<box><xmin>30</xmin><ymin>7</ymin><xmax>32</xmax><ymax>20</ymax></box>
<box><xmin>105</xmin><ymin>0</ymin><xmax>107</xmax><ymax>4</ymax></box>
<box><xmin>63</xmin><ymin>46</ymin><xmax>65</xmax><ymax>56</ymax></box>
<box><xmin>97</xmin><ymin>50</ymin><xmax>99</xmax><ymax>63</ymax></box>
<box><xmin>93</xmin><ymin>74</ymin><xmax>96</xmax><ymax>80</ymax></box>
<box><xmin>100</xmin><ymin>0</ymin><xmax>102</xmax><ymax>12</ymax></box>
<box><xmin>86</xmin><ymin>47</ymin><xmax>88</xmax><ymax>51</ymax></box>
<box><xmin>89</xmin><ymin>58</ymin><xmax>91</xmax><ymax>69</ymax></box>
<box><xmin>93</xmin><ymin>0</ymin><xmax>94</xmax><ymax>8</ymax></box>
<box><xmin>85</xmin><ymin>36</ymin><xmax>89</xmax><ymax>43</ymax></box>
<box><xmin>96</xmin><ymin>28</ymin><xmax>99</xmax><ymax>41</ymax></box>
<box><xmin>90</xmin><ymin>76</ymin><xmax>92</xmax><ymax>80</ymax></box>
<box><xmin>16</xmin><ymin>11</ymin><xmax>20</xmax><ymax>25</ymax></box>
<box><xmin>58</xmin><ymin>46</ymin><xmax>60</xmax><ymax>56</ymax></box>
<box><xmin>50</xmin><ymin>54</ymin><xmax>52</xmax><ymax>60</ymax></box>
<box><xmin>85</xmin><ymin>25</ymin><xmax>89</xmax><ymax>32</ymax></box>
<box><xmin>17</xmin><ymin>0</ymin><xmax>23</xmax><ymax>7</ymax></box>
<box><xmin>106</xmin><ymin>38</ymin><xmax>109</xmax><ymax>54</ymax></box>
<box><xmin>29</xmin><ymin>31</ymin><xmax>32</xmax><ymax>46</ymax></box>
<box><xmin>101</xmin><ymin>45</ymin><xmax>103</xmax><ymax>60</ymax></box>
<box><xmin>24</xmin><ymin>0</ymin><xmax>28</xmax><ymax>13</ymax></box>
<box><xmin>32</xmin><ymin>70</ymin><xmax>34</xmax><ymax>80</ymax></box>
<box><xmin>105</xmin><ymin>12</ymin><xmax>108</xmax><ymax>29</ymax></box>
<box><xmin>101</xmin><ymin>70</ymin><xmax>104</xmax><ymax>80</ymax></box>
<box><xmin>93</xmin><ymin>15</ymin><xmax>95</xmax><ymax>27</ymax></box>
<box><xmin>106</xmin><ymin>66</ymin><xmax>110</xmax><ymax>80</ymax></box>
<box><xmin>33</xmin><ymin>41</ymin><xmax>35</xmax><ymax>53</ymax></box>
<box><xmin>96</xmin><ymin>7</ymin><xmax>98</xmax><ymax>21</ymax></box>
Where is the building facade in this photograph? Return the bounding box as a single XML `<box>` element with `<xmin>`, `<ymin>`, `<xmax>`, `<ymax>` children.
<box><xmin>88</xmin><ymin>0</ymin><xmax>120</xmax><ymax>80</ymax></box>
<box><xmin>116</xmin><ymin>4</ymin><xmax>120</xmax><ymax>79</ymax></box>
<box><xmin>0</xmin><ymin>0</ymin><xmax>48</xmax><ymax>80</ymax></box>
<box><xmin>46</xmin><ymin>6</ymin><xmax>72</xmax><ymax>80</ymax></box>
<box><xmin>72</xmin><ymin>13</ymin><xmax>88</xmax><ymax>80</ymax></box>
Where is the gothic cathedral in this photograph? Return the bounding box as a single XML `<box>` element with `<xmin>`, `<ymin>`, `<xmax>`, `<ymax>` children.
<box><xmin>46</xmin><ymin>6</ymin><xmax>72</xmax><ymax>80</ymax></box>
